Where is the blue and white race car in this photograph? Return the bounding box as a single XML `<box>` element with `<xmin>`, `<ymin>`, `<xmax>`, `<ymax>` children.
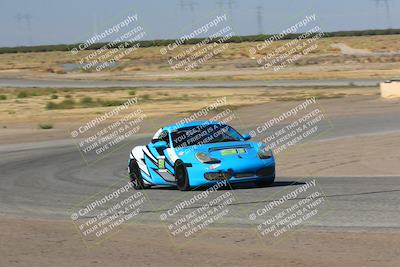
<box><xmin>128</xmin><ymin>121</ymin><xmax>275</xmax><ymax>191</ymax></box>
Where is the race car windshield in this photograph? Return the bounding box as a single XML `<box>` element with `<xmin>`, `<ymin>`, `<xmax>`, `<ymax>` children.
<box><xmin>171</xmin><ymin>124</ymin><xmax>243</xmax><ymax>148</ymax></box>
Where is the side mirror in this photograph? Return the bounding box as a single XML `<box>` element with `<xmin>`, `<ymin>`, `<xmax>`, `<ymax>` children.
<box><xmin>242</xmin><ymin>134</ymin><xmax>251</xmax><ymax>141</ymax></box>
<box><xmin>154</xmin><ymin>141</ymin><xmax>168</xmax><ymax>150</ymax></box>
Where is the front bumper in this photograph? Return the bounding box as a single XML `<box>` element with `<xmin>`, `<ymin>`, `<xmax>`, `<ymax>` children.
<box><xmin>204</xmin><ymin>165</ymin><xmax>275</xmax><ymax>181</ymax></box>
<box><xmin>186</xmin><ymin>157</ymin><xmax>275</xmax><ymax>187</ymax></box>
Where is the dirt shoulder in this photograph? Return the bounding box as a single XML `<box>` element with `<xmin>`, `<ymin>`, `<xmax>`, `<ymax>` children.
<box><xmin>1</xmin><ymin>34</ymin><xmax>400</xmax><ymax>81</ymax></box>
<box><xmin>0</xmin><ymin>88</ymin><xmax>381</xmax><ymax>144</ymax></box>
<box><xmin>1</xmin><ymin>216</ymin><xmax>399</xmax><ymax>267</ymax></box>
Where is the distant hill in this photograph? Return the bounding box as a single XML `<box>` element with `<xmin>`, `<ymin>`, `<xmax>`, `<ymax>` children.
<box><xmin>1</xmin><ymin>28</ymin><xmax>399</xmax><ymax>54</ymax></box>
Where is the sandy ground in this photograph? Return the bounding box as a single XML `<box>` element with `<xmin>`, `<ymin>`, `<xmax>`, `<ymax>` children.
<box><xmin>1</xmin><ymin>217</ymin><xmax>399</xmax><ymax>267</ymax></box>
<box><xmin>1</xmin><ymin>35</ymin><xmax>400</xmax><ymax>81</ymax></box>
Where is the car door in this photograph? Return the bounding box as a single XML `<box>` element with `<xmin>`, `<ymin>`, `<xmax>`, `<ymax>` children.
<box><xmin>147</xmin><ymin>130</ymin><xmax>175</xmax><ymax>183</ymax></box>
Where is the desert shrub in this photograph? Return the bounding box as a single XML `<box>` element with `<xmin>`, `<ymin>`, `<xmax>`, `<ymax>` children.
<box><xmin>46</xmin><ymin>99</ymin><xmax>75</xmax><ymax>109</ymax></box>
<box><xmin>79</xmin><ymin>96</ymin><xmax>94</xmax><ymax>107</ymax></box>
<box><xmin>96</xmin><ymin>98</ymin><xmax>125</xmax><ymax>107</ymax></box>
<box><xmin>38</xmin><ymin>123</ymin><xmax>53</xmax><ymax>129</ymax></box>
<box><xmin>141</xmin><ymin>94</ymin><xmax>151</xmax><ymax>101</ymax></box>
<box><xmin>17</xmin><ymin>91</ymin><xmax>28</xmax><ymax>98</ymax></box>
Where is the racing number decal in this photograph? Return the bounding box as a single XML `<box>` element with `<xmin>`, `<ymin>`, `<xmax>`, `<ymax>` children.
<box><xmin>158</xmin><ymin>156</ymin><xmax>166</xmax><ymax>169</ymax></box>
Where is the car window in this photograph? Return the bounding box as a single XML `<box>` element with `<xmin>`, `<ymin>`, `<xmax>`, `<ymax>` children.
<box><xmin>171</xmin><ymin>124</ymin><xmax>242</xmax><ymax>148</ymax></box>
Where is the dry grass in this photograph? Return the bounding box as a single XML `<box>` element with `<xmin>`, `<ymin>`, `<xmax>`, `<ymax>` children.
<box><xmin>0</xmin><ymin>35</ymin><xmax>399</xmax><ymax>81</ymax></box>
<box><xmin>0</xmin><ymin>86</ymin><xmax>378</xmax><ymax>125</ymax></box>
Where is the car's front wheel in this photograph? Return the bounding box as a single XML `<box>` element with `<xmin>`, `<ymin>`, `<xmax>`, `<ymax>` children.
<box><xmin>129</xmin><ymin>160</ymin><xmax>150</xmax><ymax>190</ymax></box>
<box><xmin>174</xmin><ymin>161</ymin><xmax>190</xmax><ymax>191</ymax></box>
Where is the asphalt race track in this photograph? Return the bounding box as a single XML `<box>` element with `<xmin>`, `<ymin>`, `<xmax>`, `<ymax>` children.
<box><xmin>0</xmin><ymin>78</ymin><xmax>381</xmax><ymax>88</ymax></box>
<box><xmin>1</xmin><ymin>110</ymin><xmax>399</xmax><ymax>230</ymax></box>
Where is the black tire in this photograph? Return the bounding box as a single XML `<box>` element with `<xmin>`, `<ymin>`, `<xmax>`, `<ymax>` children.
<box><xmin>255</xmin><ymin>175</ymin><xmax>275</xmax><ymax>187</ymax></box>
<box><xmin>174</xmin><ymin>161</ymin><xmax>190</xmax><ymax>191</ymax></box>
<box><xmin>129</xmin><ymin>160</ymin><xmax>150</xmax><ymax>190</ymax></box>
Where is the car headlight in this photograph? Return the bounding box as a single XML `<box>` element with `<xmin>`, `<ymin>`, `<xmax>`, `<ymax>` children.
<box><xmin>196</xmin><ymin>152</ymin><xmax>221</xmax><ymax>164</ymax></box>
<box><xmin>257</xmin><ymin>146</ymin><xmax>273</xmax><ymax>159</ymax></box>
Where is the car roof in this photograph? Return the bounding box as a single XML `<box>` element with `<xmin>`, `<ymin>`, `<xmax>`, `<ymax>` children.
<box><xmin>163</xmin><ymin>121</ymin><xmax>226</xmax><ymax>132</ymax></box>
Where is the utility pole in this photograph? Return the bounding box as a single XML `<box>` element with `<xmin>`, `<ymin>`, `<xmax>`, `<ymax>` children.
<box><xmin>256</xmin><ymin>5</ymin><xmax>263</xmax><ymax>35</ymax></box>
<box><xmin>178</xmin><ymin>0</ymin><xmax>197</xmax><ymax>28</ymax></box>
<box><xmin>374</xmin><ymin>0</ymin><xmax>392</xmax><ymax>28</ymax></box>
<box><xmin>15</xmin><ymin>13</ymin><xmax>33</xmax><ymax>45</ymax></box>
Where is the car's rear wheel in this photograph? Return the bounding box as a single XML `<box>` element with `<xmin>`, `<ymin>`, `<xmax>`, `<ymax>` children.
<box><xmin>129</xmin><ymin>160</ymin><xmax>150</xmax><ymax>190</ymax></box>
<box><xmin>175</xmin><ymin>161</ymin><xmax>190</xmax><ymax>191</ymax></box>
<box><xmin>255</xmin><ymin>175</ymin><xmax>275</xmax><ymax>187</ymax></box>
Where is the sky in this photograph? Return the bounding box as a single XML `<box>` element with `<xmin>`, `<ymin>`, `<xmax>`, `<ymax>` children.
<box><xmin>1</xmin><ymin>0</ymin><xmax>399</xmax><ymax>47</ymax></box>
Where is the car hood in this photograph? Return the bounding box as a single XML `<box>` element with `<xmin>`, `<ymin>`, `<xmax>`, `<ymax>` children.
<box><xmin>175</xmin><ymin>141</ymin><xmax>262</xmax><ymax>163</ymax></box>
